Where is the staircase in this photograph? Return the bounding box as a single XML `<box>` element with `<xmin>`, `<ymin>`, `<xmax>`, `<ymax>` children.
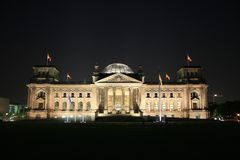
<box><xmin>95</xmin><ymin>115</ymin><xmax>143</xmax><ymax>122</ymax></box>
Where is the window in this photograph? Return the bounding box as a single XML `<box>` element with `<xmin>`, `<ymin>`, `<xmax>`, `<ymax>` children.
<box><xmin>38</xmin><ymin>103</ymin><xmax>44</xmax><ymax>109</ymax></box>
<box><xmin>54</xmin><ymin>102</ymin><xmax>59</xmax><ymax>111</ymax></box>
<box><xmin>87</xmin><ymin>93</ymin><xmax>91</xmax><ymax>98</ymax></box>
<box><xmin>71</xmin><ymin>93</ymin><xmax>74</xmax><ymax>98</ymax></box>
<box><xmin>170</xmin><ymin>104</ymin><xmax>174</xmax><ymax>110</ymax></box>
<box><xmin>191</xmin><ymin>92</ymin><xmax>199</xmax><ymax>99</ymax></box>
<box><xmin>162</xmin><ymin>93</ymin><xmax>166</xmax><ymax>98</ymax></box>
<box><xmin>63</xmin><ymin>93</ymin><xmax>67</xmax><ymax>98</ymax></box>
<box><xmin>177</xmin><ymin>93</ymin><xmax>181</xmax><ymax>98</ymax></box>
<box><xmin>192</xmin><ymin>103</ymin><xmax>198</xmax><ymax>109</ymax></box>
<box><xmin>79</xmin><ymin>93</ymin><xmax>82</xmax><ymax>98</ymax></box>
<box><xmin>146</xmin><ymin>93</ymin><xmax>150</xmax><ymax>98</ymax></box>
<box><xmin>162</xmin><ymin>104</ymin><xmax>166</xmax><ymax>110</ymax></box>
<box><xmin>55</xmin><ymin>93</ymin><xmax>59</xmax><ymax>98</ymax></box>
<box><xmin>37</xmin><ymin>91</ymin><xmax>45</xmax><ymax>99</ymax></box>
<box><xmin>154</xmin><ymin>93</ymin><xmax>158</xmax><ymax>98</ymax></box>
<box><xmin>70</xmin><ymin>102</ymin><xmax>75</xmax><ymax>111</ymax></box>
<box><xmin>62</xmin><ymin>102</ymin><xmax>67</xmax><ymax>111</ymax></box>
<box><xmin>86</xmin><ymin>102</ymin><xmax>91</xmax><ymax>111</ymax></box>
<box><xmin>146</xmin><ymin>103</ymin><xmax>150</xmax><ymax>111</ymax></box>
<box><xmin>170</xmin><ymin>93</ymin><xmax>174</xmax><ymax>98</ymax></box>
<box><xmin>177</xmin><ymin>102</ymin><xmax>181</xmax><ymax>110</ymax></box>
<box><xmin>78</xmin><ymin>102</ymin><xmax>83</xmax><ymax>111</ymax></box>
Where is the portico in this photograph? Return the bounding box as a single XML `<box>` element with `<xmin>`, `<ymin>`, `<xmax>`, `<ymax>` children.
<box><xmin>96</xmin><ymin>84</ymin><xmax>142</xmax><ymax>115</ymax></box>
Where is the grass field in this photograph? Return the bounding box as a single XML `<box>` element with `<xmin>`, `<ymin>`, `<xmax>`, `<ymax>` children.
<box><xmin>0</xmin><ymin>120</ymin><xmax>239</xmax><ymax>159</ymax></box>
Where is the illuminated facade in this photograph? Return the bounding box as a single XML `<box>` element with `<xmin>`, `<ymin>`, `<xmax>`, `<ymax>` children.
<box><xmin>27</xmin><ymin>63</ymin><xmax>209</xmax><ymax>120</ymax></box>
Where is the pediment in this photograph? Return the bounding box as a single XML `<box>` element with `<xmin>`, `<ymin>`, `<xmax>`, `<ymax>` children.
<box><xmin>36</xmin><ymin>97</ymin><xmax>45</xmax><ymax>101</ymax></box>
<box><xmin>95</xmin><ymin>73</ymin><xmax>142</xmax><ymax>83</ymax></box>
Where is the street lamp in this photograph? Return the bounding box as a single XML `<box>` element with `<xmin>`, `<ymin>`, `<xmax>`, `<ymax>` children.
<box><xmin>212</xmin><ymin>94</ymin><xmax>218</xmax><ymax>103</ymax></box>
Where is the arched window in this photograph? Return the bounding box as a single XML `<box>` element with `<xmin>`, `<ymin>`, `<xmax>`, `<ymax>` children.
<box><xmin>79</xmin><ymin>93</ymin><xmax>82</xmax><ymax>98</ymax></box>
<box><xmin>191</xmin><ymin>92</ymin><xmax>199</xmax><ymax>99</ymax></box>
<box><xmin>37</xmin><ymin>91</ymin><xmax>45</xmax><ymax>99</ymax></box>
<box><xmin>177</xmin><ymin>102</ymin><xmax>181</xmax><ymax>111</ymax></box>
<box><xmin>87</xmin><ymin>93</ymin><xmax>91</xmax><ymax>98</ymax></box>
<box><xmin>70</xmin><ymin>102</ymin><xmax>75</xmax><ymax>111</ymax></box>
<box><xmin>146</xmin><ymin>93</ymin><xmax>150</xmax><ymax>98</ymax></box>
<box><xmin>162</xmin><ymin>93</ymin><xmax>166</xmax><ymax>98</ymax></box>
<box><xmin>78</xmin><ymin>102</ymin><xmax>83</xmax><ymax>111</ymax></box>
<box><xmin>154</xmin><ymin>102</ymin><xmax>158</xmax><ymax>110</ymax></box>
<box><xmin>54</xmin><ymin>102</ymin><xmax>59</xmax><ymax>111</ymax></box>
<box><xmin>86</xmin><ymin>102</ymin><xmax>91</xmax><ymax>111</ymax></box>
<box><xmin>62</xmin><ymin>102</ymin><xmax>67</xmax><ymax>111</ymax></box>
<box><xmin>162</xmin><ymin>103</ymin><xmax>166</xmax><ymax>110</ymax></box>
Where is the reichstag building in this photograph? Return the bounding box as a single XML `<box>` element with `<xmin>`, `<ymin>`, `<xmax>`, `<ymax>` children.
<box><xmin>26</xmin><ymin>63</ymin><xmax>209</xmax><ymax>120</ymax></box>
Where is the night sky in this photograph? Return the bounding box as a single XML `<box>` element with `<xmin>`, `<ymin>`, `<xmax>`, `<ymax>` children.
<box><xmin>0</xmin><ymin>0</ymin><xmax>239</xmax><ymax>104</ymax></box>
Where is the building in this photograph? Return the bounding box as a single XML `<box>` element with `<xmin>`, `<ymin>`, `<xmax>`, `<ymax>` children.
<box><xmin>0</xmin><ymin>97</ymin><xmax>9</xmax><ymax>118</ymax></box>
<box><xmin>26</xmin><ymin>63</ymin><xmax>209</xmax><ymax>120</ymax></box>
<box><xmin>8</xmin><ymin>104</ymin><xmax>27</xmax><ymax>119</ymax></box>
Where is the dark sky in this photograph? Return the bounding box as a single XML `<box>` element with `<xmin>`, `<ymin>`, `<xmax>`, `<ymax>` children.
<box><xmin>0</xmin><ymin>0</ymin><xmax>239</xmax><ymax>104</ymax></box>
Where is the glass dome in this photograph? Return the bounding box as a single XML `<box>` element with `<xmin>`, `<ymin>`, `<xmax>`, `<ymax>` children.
<box><xmin>102</xmin><ymin>63</ymin><xmax>134</xmax><ymax>74</ymax></box>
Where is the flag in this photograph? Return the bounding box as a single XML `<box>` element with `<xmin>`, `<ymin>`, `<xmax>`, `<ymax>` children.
<box><xmin>166</xmin><ymin>74</ymin><xmax>170</xmax><ymax>81</ymax></box>
<box><xmin>67</xmin><ymin>73</ymin><xmax>71</xmax><ymax>80</ymax></box>
<box><xmin>47</xmin><ymin>53</ymin><xmax>52</xmax><ymax>62</ymax></box>
<box><xmin>68</xmin><ymin>95</ymin><xmax>72</xmax><ymax>104</ymax></box>
<box><xmin>187</xmin><ymin>54</ymin><xmax>192</xmax><ymax>62</ymax></box>
<box><xmin>158</xmin><ymin>74</ymin><xmax>163</xmax><ymax>88</ymax></box>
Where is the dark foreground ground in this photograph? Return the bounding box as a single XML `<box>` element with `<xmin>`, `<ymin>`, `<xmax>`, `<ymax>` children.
<box><xmin>0</xmin><ymin>119</ymin><xmax>239</xmax><ymax>159</ymax></box>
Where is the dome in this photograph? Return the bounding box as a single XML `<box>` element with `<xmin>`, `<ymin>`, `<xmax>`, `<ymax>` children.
<box><xmin>102</xmin><ymin>63</ymin><xmax>134</xmax><ymax>74</ymax></box>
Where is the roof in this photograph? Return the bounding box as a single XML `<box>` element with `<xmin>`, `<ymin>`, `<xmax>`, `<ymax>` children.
<box><xmin>33</xmin><ymin>65</ymin><xmax>60</xmax><ymax>71</ymax></box>
<box><xmin>102</xmin><ymin>63</ymin><xmax>134</xmax><ymax>74</ymax></box>
<box><xmin>178</xmin><ymin>66</ymin><xmax>202</xmax><ymax>69</ymax></box>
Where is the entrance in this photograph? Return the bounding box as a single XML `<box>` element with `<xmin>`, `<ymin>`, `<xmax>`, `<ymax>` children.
<box><xmin>115</xmin><ymin>104</ymin><xmax>122</xmax><ymax>114</ymax></box>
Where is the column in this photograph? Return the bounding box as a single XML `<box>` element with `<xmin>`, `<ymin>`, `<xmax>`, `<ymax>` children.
<box><xmin>122</xmin><ymin>88</ymin><xmax>125</xmax><ymax>112</ymax></box>
<box><xmin>32</xmin><ymin>88</ymin><xmax>36</xmax><ymax>109</ymax></box>
<box><xmin>105</xmin><ymin>88</ymin><xmax>108</xmax><ymax>112</ymax></box>
<box><xmin>113</xmin><ymin>87</ymin><xmax>116</xmax><ymax>110</ymax></box>
<box><xmin>129</xmin><ymin>88</ymin><xmax>133</xmax><ymax>112</ymax></box>
<box><xmin>96</xmin><ymin>88</ymin><xmax>99</xmax><ymax>109</ymax></box>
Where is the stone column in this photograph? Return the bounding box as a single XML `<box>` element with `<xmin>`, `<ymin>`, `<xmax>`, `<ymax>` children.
<box><xmin>27</xmin><ymin>88</ymin><xmax>30</xmax><ymax>109</ymax></box>
<box><xmin>47</xmin><ymin>87</ymin><xmax>53</xmax><ymax>118</ymax></box>
<box><xmin>49</xmin><ymin>88</ymin><xmax>54</xmax><ymax>110</ymax></box>
<box><xmin>32</xmin><ymin>88</ymin><xmax>36</xmax><ymax>109</ymax></box>
<box><xmin>113</xmin><ymin>87</ymin><xmax>116</xmax><ymax>112</ymax></box>
<box><xmin>105</xmin><ymin>88</ymin><xmax>108</xmax><ymax>112</ymax></box>
<box><xmin>199</xmin><ymin>87</ymin><xmax>202</xmax><ymax>109</ymax></box>
<box><xmin>96</xmin><ymin>88</ymin><xmax>99</xmax><ymax>109</ymax></box>
<box><xmin>29</xmin><ymin>88</ymin><xmax>33</xmax><ymax>109</ymax></box>
<box><xmin>122</xmin><ymin>88</ymin><xmax>125</xmax><ymax>112</ymax></box>
<box><xmin>186</xmin><ymin>85</ymin><xmax>191</xmax><ymax>118</ymax></box>
<box><xmin>129</xmin><ymin>88</ymin><xmax>133</xmax><ymax>113</ymax></box>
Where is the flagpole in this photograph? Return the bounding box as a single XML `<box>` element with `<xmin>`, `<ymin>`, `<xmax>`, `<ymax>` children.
<box><xmin>46</xmin><ymin>54</ymin><xmax>48</xmax><ymax>66</ymax></box>
<box><xmin>158</xmin><ymin>73</ymin><xmax>162</xmax><ymax>122</ymax></box>
<box><xmin>74</xmin><ymin>105</ymin><xmax>76</xmax><ymax>123</ymax></box>
<box><xmin>159</xmin><ymin>79</ymin><xmax>162</xmax><ymax>122</ymax></box>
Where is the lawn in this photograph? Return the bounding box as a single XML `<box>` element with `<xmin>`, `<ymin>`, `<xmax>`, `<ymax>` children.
<box><xmin>0</xmin><ymin>120</ymin><xmax>239</xmax><ymax>159</ymax></box>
